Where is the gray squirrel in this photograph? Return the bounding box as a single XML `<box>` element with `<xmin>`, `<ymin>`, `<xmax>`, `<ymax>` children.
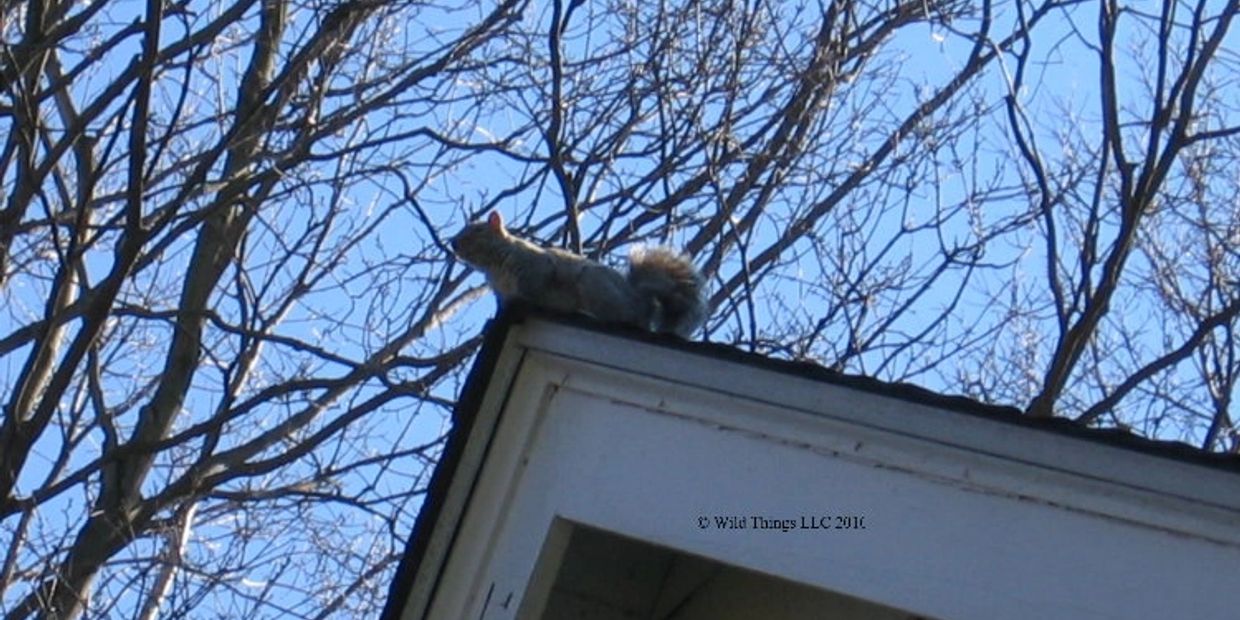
<box><xmin>451</xmin><ymin>212</ymin><xmax>706</xmax><ymax>337</ymax></box>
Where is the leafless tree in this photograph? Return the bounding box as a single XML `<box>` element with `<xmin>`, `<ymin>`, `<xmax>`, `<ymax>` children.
<box><xmin>1</xmin><ymin>0</ymin><xmax>1236</xmax><ymax>617</ymax></box>
<box><xmin>995</xmin><ymin>0</ymin><xmax>1239</xmax><ymax>449</ymax></box>
<box><xmin>0</xmin><ymin>0</ymin><xmax>523</xmax><ymax>616</ymax></box>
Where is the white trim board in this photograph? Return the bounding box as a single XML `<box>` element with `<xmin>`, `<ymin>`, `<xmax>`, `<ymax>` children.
<box><xmin>398</xmin><ymin>317</ymin><xmax>1240</xmax><ymax>620</ymax></box>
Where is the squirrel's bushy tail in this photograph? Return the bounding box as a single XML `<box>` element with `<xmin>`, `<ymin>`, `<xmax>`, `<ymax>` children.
<box><xmin>627</xmin><ymin>247</ymin><xmax>706</xmax><ymax>337</ymax></box>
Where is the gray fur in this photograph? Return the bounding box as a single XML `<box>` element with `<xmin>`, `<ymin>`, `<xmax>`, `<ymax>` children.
<box><xmin>451</xmin><ymin>215</ymin><xmax>706</xmax><ymax>337</ymax></box>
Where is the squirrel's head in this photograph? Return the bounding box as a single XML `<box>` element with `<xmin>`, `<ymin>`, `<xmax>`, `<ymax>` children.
<box><xmin>451</xmin><ymin>211</ymin><xmax>509</xmax><ymax>265</ymax></box>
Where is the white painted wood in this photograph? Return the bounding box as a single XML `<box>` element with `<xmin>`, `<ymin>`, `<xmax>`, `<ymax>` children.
<box><xmin>423</xmin><ymin>354</ymin><xmax>566</xmax><ymax>620</ymax></box>
<box><xmin>396</xmin><ymin>332</ymin><xmax>529</xmax><ymax>620</ymax></box>
<box><xmin>515</xmin><ymin>322</ymin><xmax>1240</xmax><ymax>514</ymax></box>
<box><xmin>403</xmin><ymin>319</ymin><xmax>1240</xmax><ymax>620</ymax></box>
<box><xmin>513</xmin><ymin>519</ymin><xmax>573</xmax><ymax>619</ymax></box>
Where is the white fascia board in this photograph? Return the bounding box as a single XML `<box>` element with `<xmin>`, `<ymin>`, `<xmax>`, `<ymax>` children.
<box><xmin>515</xmin><ymin>320</ymin><xmax>1240</xmax><ymax>521</ymax></box>
<box><xmin>397</xmin><ymin>328</ymin><xmax>531</xmax><ymax>620</ymax></box>
<box><xmin>413</xmin><ymin>318</ymin><xmax>1240</xmax><ymax>620</ymax></box>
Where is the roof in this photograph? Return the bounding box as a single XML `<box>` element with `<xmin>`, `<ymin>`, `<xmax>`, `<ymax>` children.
<box><xmin>381</xmin><ymin>305</ymin><xmax>1240</xmax><ymax>619</ymax></box>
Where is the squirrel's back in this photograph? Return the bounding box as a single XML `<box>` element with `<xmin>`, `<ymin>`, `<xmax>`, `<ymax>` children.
<box><xmin>452</xmin><ymin>212</ymin><xmax>706</xmax><ymax>337</ymax></box>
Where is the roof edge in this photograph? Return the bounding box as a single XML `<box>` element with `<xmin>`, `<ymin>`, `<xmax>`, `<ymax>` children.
<box><xmin>379</xmin><ymin>315</ymin><xmax>515</xmax><ymax>620</ymax></box>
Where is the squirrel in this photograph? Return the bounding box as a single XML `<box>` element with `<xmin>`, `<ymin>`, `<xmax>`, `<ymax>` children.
<box><xmin>451</xmin><ymin>211</ymin><xmax>706</xmax><ymax>337</ymax></box>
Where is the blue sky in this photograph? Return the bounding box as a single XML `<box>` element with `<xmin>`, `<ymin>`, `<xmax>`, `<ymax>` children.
<box><xmin>3</xmin><ymin>0</ymin><xmax>1238</xmax><ymax>616</ymax></box>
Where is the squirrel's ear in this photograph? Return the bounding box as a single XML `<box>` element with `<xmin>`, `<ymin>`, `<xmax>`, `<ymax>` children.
<box><xmin>487</xmin><ymin>211</ymin><xmax>505</xmax><ymax>232</ymax></box>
